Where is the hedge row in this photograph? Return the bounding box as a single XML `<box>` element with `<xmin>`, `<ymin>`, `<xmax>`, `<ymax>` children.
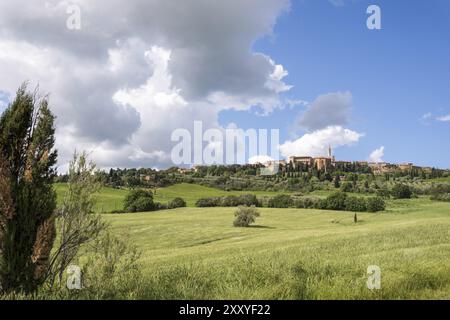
<box><xmin>195</xmin><ymin>194</ymin><xmax>260</xmax><ymax>208</ymax></box>
<box><xmin>269</xmin><ymin>192</ymin><xmax>385</xmax><ymax>212</ymax></box>
<box><xmin>196</xmin><ymin>192</ymin><xmax>385</xmax><ymax>212</ymax></box>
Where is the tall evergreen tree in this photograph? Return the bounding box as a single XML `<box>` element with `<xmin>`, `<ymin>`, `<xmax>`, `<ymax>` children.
<box><xmin>0</xmin><ymin>84</ymin><xmax>57</xmax><ymax>294</ymax></box>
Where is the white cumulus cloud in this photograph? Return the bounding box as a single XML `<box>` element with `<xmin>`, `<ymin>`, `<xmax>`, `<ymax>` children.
<box><xmin>368</xmin><ymin>146</ymin><xmax>385</xmax><ymax>163</ymax></box>
<box><xmin>248</xmin><ymin>155</ymin><xmax>274</xmax><ymax>164</ymax></box>
<box><xmin>279</xmin><ymin>125</ymin><xmax>363</xmax><ymax>158</ymax></box>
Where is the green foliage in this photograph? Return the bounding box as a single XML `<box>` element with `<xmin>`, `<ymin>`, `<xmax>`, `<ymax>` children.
<box><xmin>220</xmin><ymin>195</ymin><xmax>240</xmax><ymax>207</ymax></box>
<box><xmin>431</xmin><ymin>194</ymin><xmax>450</xmax><ymax>202</ymax></box>
<box><xmin>196</xmin><ymin>194</ymin><xmax>259</xmax><ymax>208</ymax></box>
<box><xmin>233</xmin><ymin>206</ymin><xmax>260</xmax><ymax>227</ymax></box>
<box><xmin>267</xmin><ymin>194</ymin><xmax>293</xmax><ymax>208</ymax></box>
<box><xmin>236</xmin><ymin>194</ymin><xmax>259</xmax><ymax>207</ymax></box>
<box><xmin>391</xmin><ymin>184</ymin><xmax>412</xmax><ymax>199</ymax></box>
<box><xmin>33</xmin><ymin>231</ymin><xmax>142</xmax><ymax>300</ymax></box>
<box><xmin>340</xmin><ymin>182</ymin><xmax>353</xmax><ymax>192</ymax></box>
<box><xmin>294</xmin><ymin>197</ymin><xmax>320</xmax><ymax>209</ymax></box>
<box><xmin>366</xmin><ymin>197</ymin><xmax>386</xmax><ymax>212</ymax></box>
<box><xmin>0</xmin><ymin>84</ymin><xmax>57</xmax><ymax>294</ymax></box>
<box><xmin>344</xmin><ymin>196</ymin><xmax>367</xmax><ymax>212</ymax></box>
<box><xmin>168</xmin><ymin>197</ymin><xmax>187</xmax><ymax>209</ymax></box>
<box><xmin>334</xmin><ymin>175</ymin><xmax>341</xmax><ymax>188</ymax></box>
<box><xmin>49</xmin><ymin>152</ymin><xmax>107</xmax><ymax>286</ymax></box>
<box><xmin>76</xmin><ymin>231</ymin><xmax>142</xmax><ymax>299</ymax></box>
<box><xmin>325</xmin><ymin>192</ymin><xmax>348</xmax><ymax>211</ymax></box>
<box><xmin>90</xmin><ymin>204</ymin><xmax>450</xmax><ymax>299</ymax></box>
<box><xmin>123</xmin><ymin>190</ymin><xmax>155</xmax><ymax>212</ymax></box>
<box><xmin>195</xmin><ymin>197</ymin><xmax>221</xmax><ymax>207</ymax></box>
<box><xmin>430</xmin><ymin>184</ymin><xmax>450</xmax><ymax>202</ymax></box>
<box><xmin>376</xmin><ymin>187</ymin><xmax>391</xmax><ymax>198</ymax></box>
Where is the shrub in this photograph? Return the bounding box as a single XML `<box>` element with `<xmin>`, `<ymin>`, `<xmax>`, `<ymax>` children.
<box><xmin>344</xmin><ymin>196</ymin><xmax>367</xmax><ymax>212</ymax></box>
<box><xmin>221</xmin><ymin>195</ymin><xmax>240</xmax><ymax>207</ymax></box>
<box><xmin>133</xmin><ymin>196</ymin><xmax>156</xmax><ymax>212</ymax></box>
<box><xmin>430</xmin><ymin>193</ymin><xmax>450</xmax><ymax>202</ymax></box>
<box><xmin>72</xmin><ymin>231</ymin><xmax>142</xmax><ymax>299</ymax></box>
<box><xmin>237</xmin><ymin>194</ymin><xmax>259</xmax><ymax>207</ymax></box>
<box><xmin>340</xmin><ymin>182</ymin><xmax>353</xmax><ymax>192</ymax></box>
<box><xmin>195</xmin><ymin>197</ymin><xmax>221</xmax><ymax>207</ymax></box>
<box><xmin>168</xmin><ymin>197</ymin><xmax>187</xmax><ymax>209</ymax></box>
<box><xmin>268</xmin><ymin>194</ymin><xmax>293</xmax><ymax>208</ymax></box>
<box><xmin>313</xmin><ymin>199</ymin><xmax>329</xmax><ymax>210</ymax></box>
<box><xmin>376</xmin><ymin>188</ymin><xmax>391</xmax><ymax>199</ymax></box>
<box><xmin>430</xmin><ymin>184</ymin><xmax>450</xmax><ymax>200</ymax></box>
<box><xmin>196</xmin><ymin>195</ymin><xmax>260</xmax><ymax>207</ymax></box>
<box><xmin>110</xmin><ymin>210</ymin><xmax>127</xmax><ymax>214</ymax></box>
<box><xmin>325</xmin><ymin>192</ymin><xmax>348</xmax><ymax>211</ymax></box>
<box><xmin>391</xmin><ymin>184</ymin><xmax>412</xmax><ymax>199</ymax></box>
<box><xmin>233</xmin><ymin>206</ymin><xmax>260</xmax><ymax>227</ymax></box>
<box><xmin>294</xmin><ymin>197</ymin><xmax>319</xmax><ymax>209</ymax></box>
<box><xmin>366</xmin><ymin>197</ymin><xmax>386</xmax><ymax>212</ymax></box>
<box><xmin>123</xmin><ymin>189</ymin><xmax>155</xmax><ymax>212</ymax></box>
<box><xmin>154</xmin><ymin>202</ymin><xmax>168</xmax><ymax>210</ymax></box>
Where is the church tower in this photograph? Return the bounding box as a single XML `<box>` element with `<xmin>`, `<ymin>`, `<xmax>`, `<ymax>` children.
<box><xmin>329</xmin><ymin>145</ymin><xmax>335</xmax><ymax>162</ymax></box>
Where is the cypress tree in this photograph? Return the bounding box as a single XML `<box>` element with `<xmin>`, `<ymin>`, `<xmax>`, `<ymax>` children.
<box><xmin>0</xmin><ymin>84</ymin><xmax>57</xmax><ymax>294</ymax></box>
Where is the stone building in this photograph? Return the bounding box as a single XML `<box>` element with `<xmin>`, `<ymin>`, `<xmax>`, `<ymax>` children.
<box><xmin>288</xmin><ymin>145</ymin><xmax>335</xmax><ymax>172</ymax></box>
<box><xmin>288</xmin><ymin>156</ymin><xmax>314</xmax><ymax>168</ymax></box>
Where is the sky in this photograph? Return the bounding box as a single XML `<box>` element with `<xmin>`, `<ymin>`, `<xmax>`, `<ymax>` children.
<box><xmin>0</xmin><ymin>0</ymin><xmax>449</xmax><ymax>171</ymax></box>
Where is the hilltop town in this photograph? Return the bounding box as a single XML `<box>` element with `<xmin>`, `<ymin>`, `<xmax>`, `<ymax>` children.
<box><xmin>264</xmin><ymin>146</ymin><xmax>437</xmax><ymax>175</ymax></box>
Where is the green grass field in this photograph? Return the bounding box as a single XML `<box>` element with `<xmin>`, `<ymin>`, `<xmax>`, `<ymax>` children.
<box><xmin>55</xmin><ymin>183</ymin><xmax>293</xmax><ymax>211</ymax></box>
<box><xmin>54</xmin><ymin>182</ymin><xmax>450</xmax><ymax>299</ymax></box>
<box><xmin>153</xmin><ymin>183</ymin><xmax>293</xmax><ymax>206</ymax></box>
<box><xmin>54</xmin><ymin>183</ymin><xmax>126</xmax><ymax>212</ymax></box>
<box><xmin>103</xmin><ymin>197</ymin><xmax>450</xmax><ymax>299</ymax></box>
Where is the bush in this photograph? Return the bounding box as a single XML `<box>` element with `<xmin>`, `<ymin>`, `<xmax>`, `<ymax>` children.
<box><xmin>376</xmin><ymin>188</ymin><xmax>391</xmax><ymax>199</ymax></box>
<box><xmin>154</xmin><ymin>202</ymin><xmax>168</xmax><ymax>210</ymax></box>
<box><xmin>123</xmin><ymin>189</ymin><xmax>155</xmax><ymax>212</ymax></box>
<box><xmin>344</xmin><ymin>196</ymin><xmax>367</xmax><ymax>212</ymax></box>
<box><xmin>221</xmin><ymin>195</ymin><xmax>240</xmax><ymax>207</ymax></box>
<box><xmin>430</xmin><ymin>193</ymin><xmax>450</xmax><ymax>202</ymax></box>
<box><xmin>195</xmin><ymin>194</ymin><xmax>260</xmax><ymax>208</ymax></box>
<box><xmin>237</xmin><ymin>194</ymin><xmax>259</xmax><ymax>207</ymax></box>
<box><xmin>110</xmin><ymin>209</ymin><xmax>127</xmax><ymax>214</ymax></box>
<box><xmin>268</xmin><ymin>194</ymin><xmax>293</xmax><ymax>208</ymax></box>
<box><xmin>294</xmin><ymin>197</ymin><xmax>319</xmax><ymax>209</ymax></box>
<box><xmin>430</xmin><ymin>184</ymin><xmax>450</xmax><ymax>201</ymax></box>
<box><xmin>168</xmin><ymin>197</ymin><xmax>187</xmax><ymax>209</ymax></box>
<box><xmin>314</xmin><ymin>199</ymin><xmax>329</xmax><ymax>210</ymax></box>
<box><xmin>233</xmin><ymin>206</ymin><xmax>260</xmax><ymax>227</ymax></box>
<box><xmin>391</xmin><ymin>184</ymin><xmax>412</xmax><ymax>199</ymax></box>
<box><xmin>366</xmin><ymin>197</ymin><xmax>386</xmax><ymax>212</ymax></box>
<box><xmin>195</xmin><ymin>197</ymin><xmax>221</xmax><ymax>207</ymax></box>
<box><xmin>325</xmin><ymin>192</ymin><xmax>348</xmax><ymax>211</ymax></box>
<box><xmin>340</xmin><ymin>182</ymin><xmax>353</xmax><ymax>192</ymax></box>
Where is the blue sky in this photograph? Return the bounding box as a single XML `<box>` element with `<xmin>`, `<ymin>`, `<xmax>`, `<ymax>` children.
<box><xmin>220</xmin><ymin>0</ymin><xmax>450</xmax><ymax>168</ymax></box>
<box><xmin>0</xmin><ymin>90</ymin><xmax>9</xmax><ymax>114</ymax></box>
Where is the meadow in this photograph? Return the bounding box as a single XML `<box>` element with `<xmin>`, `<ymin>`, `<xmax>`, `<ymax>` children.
<box><xmin>53</xmin><ymin>183</ymin><xmax>450</xmax><ymax>299</ymax></box>
<box><xmin>54</xmin><ymin>182</ymin><xmax>293</xmax><ymax>211</ymax></box>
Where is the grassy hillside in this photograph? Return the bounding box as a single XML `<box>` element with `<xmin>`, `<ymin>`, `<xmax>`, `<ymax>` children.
<box><xmin>55</xmin><ymin>183</ymin><xmax>292</xmax><ymax>211</ymax></box>
<box><xmin>54</xmin><ymin>183</ymin><xmax>126</xmax><ymax>212</ymax></box>
<box><xmin>104</xmin><ymin>198</ymin><xmax>450</xmax><ymax>299</ymax></box>
<box><xmin>153</xmin><ymin>183</ymin><xmax>291</xmax><ymax>206</ymax></box>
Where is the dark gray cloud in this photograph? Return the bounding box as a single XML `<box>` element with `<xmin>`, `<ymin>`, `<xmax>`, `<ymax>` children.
<box><xmin>297</xmin><ymin>91</ymin><xmax>353</xmax><ymax>131</ymax></box>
